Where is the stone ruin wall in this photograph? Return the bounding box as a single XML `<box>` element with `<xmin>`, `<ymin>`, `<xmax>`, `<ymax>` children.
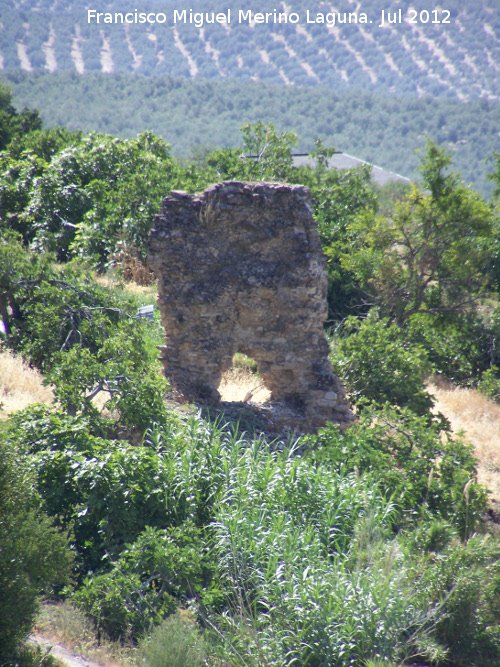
<box><xmin>147</xmin><ymin>181</ymin><xmax>352</xmax><ymax>432</ymax></box>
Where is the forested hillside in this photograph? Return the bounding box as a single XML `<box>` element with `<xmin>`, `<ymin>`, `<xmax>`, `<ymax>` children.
<box><xmin>2</xmin><ymin>0</ymin><xmax>500</xmax><ymax>100</ymax></box>
<box><xmin>7</xmin><ymin>69</ymin><xmax>500</xmax><ymax>196</ymax></box>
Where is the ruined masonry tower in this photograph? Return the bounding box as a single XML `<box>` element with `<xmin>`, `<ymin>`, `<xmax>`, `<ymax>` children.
<box><xmin>147</xmin><ymin>181</ymin><xmax>352</xmax><ymax>431</ymax></box>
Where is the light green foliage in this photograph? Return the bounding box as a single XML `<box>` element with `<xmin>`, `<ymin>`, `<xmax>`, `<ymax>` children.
<box><xmin>0</xmin><ymin>232</ymin><xmax>54</xmax><ymax>338</ymax></box>
<box><xmin>345</xmin><ymin>141</ymin><xmax>495</xmax><ymax>324</ymax></box>
<box><xmin>2</xmin><ymin>402</ymin><xmax>496</xmax><ymax>665</ymax></box>
<box><xmin>2</xmin><ymin>94</ymin><xmax>500</xmax><ymax>666</ymax></box>
<box><xmin>3</xmin><ymin>248</ymin><xmax>169</xmax><ymax>431</ymax></box>
<box><xmin>239</xmin><ymin>121</ymin><xmax>297</xmax><ymax>180</ymax></box>
<box><xmin>203</xmin><ymin>121</ymin><xmax>298</xmax><ymax>184</ymax></box>
<box><xmin>140</xmin><ymin>613</ymin><xmax>207</xmax><ymax>667</ymax></box>
<box><xmin>308</xmin><ymin>404</ymin><xmax>486</xmax><ymax>538</ymax></box>
<box><xmin>330</xmin><ymin>312</ymin><xmax>434</xmax><ymax>415</ymax></box>
<box><xmin>0</xmin><ymin>126</ymin><xmax>82</xmax><ymax>243</ymax></box>
<box><xmin>0</xmin><ymin>442</ymin><xmax>72</xmax><ymax>664</ymax></box>
<box><xmin>208</xmin><ymin>426</ymin><xmax>482</xmax><ymax>666</ymax></box>
<box><xmin>24</xmin><ymin>131</ymin><xmax>177</xmax><ymax>264</ymax></box>
<box><xmin>0</xmin><ymin>151</ymin><xmax>47</xmax><ymax>236</ymax></box>
<box><xmin>306</xmin><ymin>163</ymin><xmax>377</xmax><ymax>321</ymax></box>
<box><xmin>6</xmin><ymin>126</ymin><xmax>82</xmax><ymax>163</ymax></box>
<box><xmin>478</xmin><ymin>366</ymin><xmax>500</xmax><ymax>403</ymax></box>
<box><xmin>7</xmin><ymin>408</ymin><xmax>184</xmax><ymax>575</ymax></box>
<box><xmin>44</xmin><ymin>323</ymin><xmax>169</xmax><ymax>429</ymax></box>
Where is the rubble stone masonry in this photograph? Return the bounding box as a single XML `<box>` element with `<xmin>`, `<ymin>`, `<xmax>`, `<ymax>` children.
<box><xmin>147</xmin><ymin>181</ymin><xmax>352</xmax><ymax>432</ymax></box>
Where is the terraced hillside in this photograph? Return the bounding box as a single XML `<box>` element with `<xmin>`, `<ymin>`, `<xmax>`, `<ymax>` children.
<box><xmin>2</xmin><ymin>0</ymin><xmax>500</xmax><ymax>100</ymax></box>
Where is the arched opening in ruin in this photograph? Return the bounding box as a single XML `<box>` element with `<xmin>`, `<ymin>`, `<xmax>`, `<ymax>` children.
<box><xmin>218</xmin><ymin>352</ymin><xmax>271</xmax><ymax>404</ymax></box>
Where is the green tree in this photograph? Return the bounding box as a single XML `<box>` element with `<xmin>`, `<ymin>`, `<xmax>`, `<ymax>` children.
<box><xmin>345</xmin><ymin>141</ymin><xmax>494</xmax><ymax>324</ymax></box>
<box><xmin>25</xmin><ymin>132</ymin><xmax>178</xmax><ymax>264</ymax></box>
<box><xmin>73</xmin><ymin>524</ymin><xmax>208</xmax><ymax>640</ymax></box>
<box><xmin>0</xmin><ymin>80</ymin><xmax>42</xmax><ymax>151</ymax></box>
<box><xmin>0</xmin><ymin>232</ymin><xmax>53</xmax><ymax>339</ymax></box>
<box><xmin>239</xmin><ymin>121</ymin><xmax>297</xmax><ymax>180</ymax></box>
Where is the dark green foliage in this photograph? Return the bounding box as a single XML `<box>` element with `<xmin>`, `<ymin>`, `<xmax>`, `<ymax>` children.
<box><xmin>0</xmin><ymin>79</ymin><xmax>42</xmax><ymax>151</ymax></box>
<box><xmin>330</xmin><ymin>312</ymin><xmax>434</xmax><ymax>415</ymax></box>
<box><xmin>73</xmin><ymin>524</ymin><xmax>209</xmax><ymax>641</ymax></box>
<box><xmin>308</xmin><ymin>403</ymin><xmax>486</xmax><ymax>538</ymax></box>
<box><xmin>1</xmin><ymin>399</ymin><xmax>495</xmax><ymax>665</ymax></box>
<box><xmin>478</xmin><ymin>367</ymin><xmax>500</xmax><ymax>403</ymax></box>
<box><xmin>6</xmin><ymin>408</ymin><xmax>178</xmax><ymax>575</ymax></box>
<box><xmin>2</xmin><ymin>96</ymin><xmax>500</xmax><ymax>665</ymax></box>
<box><xmin>344</xmin><ymin>141</ymin><xmax>495</xmax><ymax>324</ymax></box>
<box><xmin>1</xmin><ymin>241</ymin><xmax>169</xmax><ymax>432</ymax></box>
<box><xmin>6</xmin><ymin>126</ymin><xmax>83</xmax><ymax>163</ymax></box>
<box><xmin>4</xmin><ymin>408</ymin><xmax>229</xmax><ymax>577</ymax></box>
<box><xmin>0</xmin><ymin>232</ymin><xmax>54</xmax><ymax>339</ymax></box>
<box><xmin>6</xmin><ymin>70</ymin><xmax>500</xmax><ymax>196</ymax></box>
<box><xmin>407</xmin><ymin>309</ymin><xmax>500</xmax><ymax>386</ymax></box>
<box><xmin>0</xmin><ymin>441</ymin><xmax>72</xmax><ymax>663</ymax></box>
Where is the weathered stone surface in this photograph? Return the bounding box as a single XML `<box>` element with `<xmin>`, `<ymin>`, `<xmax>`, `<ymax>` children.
<box><xmin>147</xmin><ymin>181</ymin><xmax>352</xmax><ymax>432</ymax></box>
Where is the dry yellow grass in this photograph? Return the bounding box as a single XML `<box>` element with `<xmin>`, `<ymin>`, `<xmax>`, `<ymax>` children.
<box><xmin>219</xmin><ymin>366</ymin><xmax>271</xmax><ymax>403</ymax></box>
<box><xmin>428</xmin><ymin>380</ymin><xmax>500</xmax><ymax>501</ymax></box>
<box><xmin>36</xmin><ymin>603</ymin><xmax>137</xmax><ymax>667</ymax></box>
<box><xmin>0</xmin><ymin>349</ymin><xmax>53</xmax><ymax>419</ymax></box>
<box><xmin>93</xmin><ymin>272</ymin><xmax>157</xmax><ymax>296</ymax></box>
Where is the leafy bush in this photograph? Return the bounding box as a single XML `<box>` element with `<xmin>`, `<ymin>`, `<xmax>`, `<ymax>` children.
<box><xmin>308</xmin><ymin>404</ymin><xmax>486</xmax><ymax>537</ymax></box>
<box><xmin>2</xmin><ymin>250</ymin><xmax>169</xmax><ymax>433</ymax></box>
<box><xmin>330</xmin><ymin>312</ymin><xmax>434</xmax><ymax>416</ymax></box>
<box><xmin>73</xmin><ymin>524</ymin><xmax>209</xmax><ymax>641</ymax></box>
<box><xmin>407</xmin><ymin>311</ymin><xmax>500</xmax><ymax>386</ymax></box>
<box><xmin>5</xmin><ymin>408</ymin><xmax>227</xmax><ymax>576</ymax></box>
<box><xmin>0</xmin><ymin>442</ymin><xmax>72</xmax><ymax>663</ymax></box>
<box><xmin>6</xmin><ymin>259</ymin><xmax>153</xmax><ymax>372</ymax></box>
<box><xmin>343</xmin><ymin>141</ymin><xmax>494</xmax><ymax>324</ymax></box>
<box><xmin>21</xmin><ymin>131</ymin><xmax>178</xmax><ymax>264</ymax></box>
<box><xmin>3</xmin><ymin>404</ymin><xmax>497</xmax><ymax>665</ymax></box>
<box><xmin>478</xmin><ymin>366</ymin><xmax>500</xmax><ymax>403</ymax></box>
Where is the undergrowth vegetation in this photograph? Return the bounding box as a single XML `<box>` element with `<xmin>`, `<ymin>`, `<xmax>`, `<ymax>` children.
<box><xmin>2</xmin><ymin>88</ymin><xmax>500</xmax><ymax>666</ymax></box>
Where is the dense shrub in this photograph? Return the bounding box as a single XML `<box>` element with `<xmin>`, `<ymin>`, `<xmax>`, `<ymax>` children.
<box><xmin>307</xmin><ymin>404</ymin><xmax>487</xmax><ymax>538</ymax></box>
<box><xmin>0</xmin><ymin>442</ymin><xmax>72</xmax><ymax>664</ymax></box>
<box><xmin>478</xmin><ymin>366</ymin><xmax>500</xmax><ymax>402</ymax></box>
<box><xmin>2</xmin><ymin>114</ymin><xmax>500</xmax><ymax>666</ymax></box>
<box><xmin>407</xmin><ymin>310</ymin><xmax>500</xmax><ymax>386</ymax></box>
<box><xmin>330</xmin><ymin>312</ymin><xmax>434</xmax><ymax>415</ymax></box>
<box><xmin>73</xmin><ymin>524</ymin><xmax>209</xmax><ymax>641</ymax></box>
